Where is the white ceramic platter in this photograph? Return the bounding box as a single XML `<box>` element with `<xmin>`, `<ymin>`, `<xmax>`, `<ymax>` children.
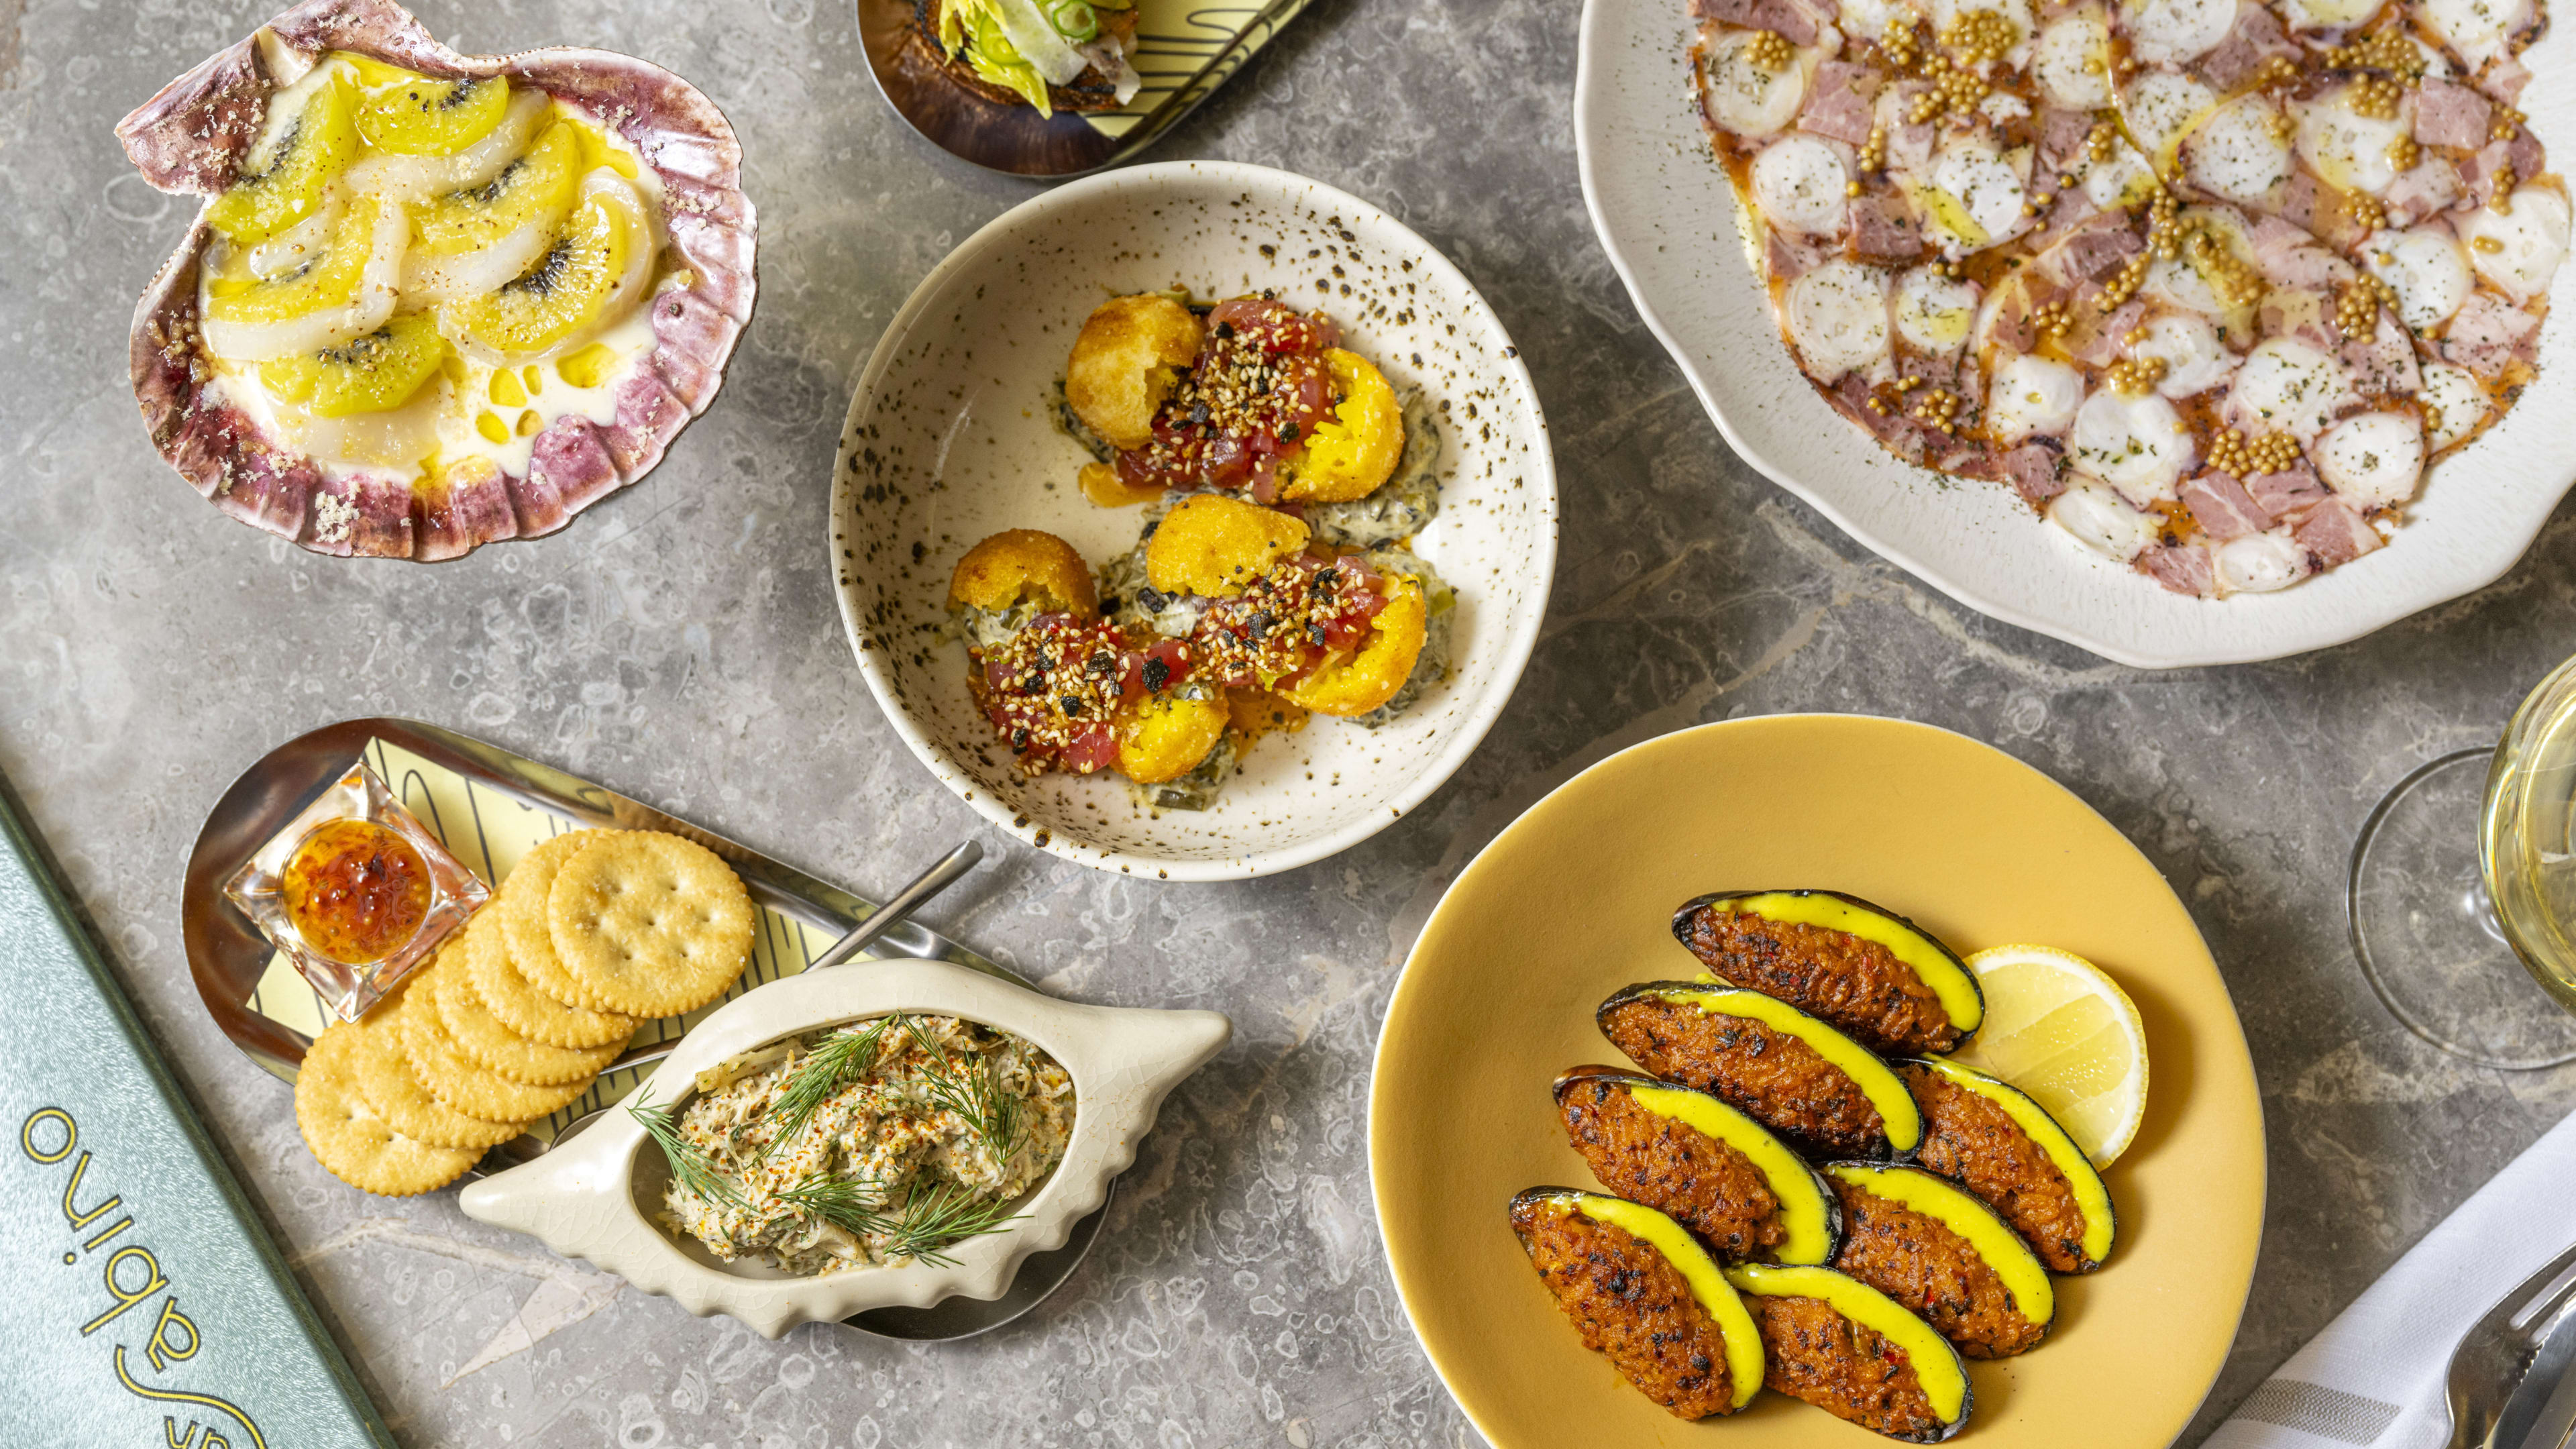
<box><xmin>460</xmin><ymin>959</ymin><xmax>1230</xmax><ymax>1338</ymax></box>
<box><xmin>1574</xmin><ymin>0</ymin><xmax>2576</xmax><ymax>668</ymax></box>
<box><xmin>830</xmin><ymin>161</ymin><xmax>1557</xmax><ymax>879</ymax></box>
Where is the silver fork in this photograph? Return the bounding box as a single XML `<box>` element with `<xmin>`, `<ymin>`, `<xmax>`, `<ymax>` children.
<box><xmin>2446</xmin><ymin>1239</ymin><xmax>2576</xmax><ymax>1448</ymax></box>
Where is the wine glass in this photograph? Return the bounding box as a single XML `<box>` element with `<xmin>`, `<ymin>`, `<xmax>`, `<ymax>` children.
<box><xmin>2349</xmin><ymin>651</ymin><xmax>2576</xmax><ymax>1069</ymax></box>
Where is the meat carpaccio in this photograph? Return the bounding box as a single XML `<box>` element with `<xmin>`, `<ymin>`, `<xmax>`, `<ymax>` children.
<box><xmin>1692</xmin><ymin>0</ymin><xmax>2559</xmax><ymax>595</ymax></box>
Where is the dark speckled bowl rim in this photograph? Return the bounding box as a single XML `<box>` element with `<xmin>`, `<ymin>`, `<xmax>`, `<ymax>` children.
<box><xmin>826</xmin><ymin>160</ymin><xmax>1559</xmax><ymax>880</ymax></box>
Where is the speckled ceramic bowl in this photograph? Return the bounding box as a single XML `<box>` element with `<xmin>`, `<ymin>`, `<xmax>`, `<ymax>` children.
<box><xmin>1576</xmin><ymin>0</ymin><xmax>2576</xmax><ymax>669</ymax></box>
<box><xmin>459</xmin><ymin>958</ymin><xmax>1230</xmax><ymax>1338</ymax></box>
<box><xmin>830</xmin><ymin>161</ymin><xmax>1557</xmax><ymax>879</ymax></box>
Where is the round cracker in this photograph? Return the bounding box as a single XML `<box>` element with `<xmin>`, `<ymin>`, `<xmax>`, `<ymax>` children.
<box><xmin>500</xmin><ymin>828</ymin><xmax>621</xmax><ymax>1010</ymax></box>
<box><xmin>467</xmin><ymin>904</ymin><xmax>637</xmax><ymax>1048</ymax></box>
<box><xmin>400</xmin><ymin>958</ymin><xmax>596</xmax><ymax>1123</ymax></box>
<box><xmin>345</xmin><ymin>977</ymin><xmax>526</xmax><ymax>1150</ymax></box>
<box><xmin>296</xmin><ymin>1023</ymin><xmax>483</xmax><ymax>1196</ymax></box>
<box><xmin>547</xmin><ymin>830</ymin><xmax>754</xmax><ymax>1020</ymax></box>
<box><xmin>436</xmin><ymin>932</ymin><xmax>627</xmax><ymax>1084</ymax></box>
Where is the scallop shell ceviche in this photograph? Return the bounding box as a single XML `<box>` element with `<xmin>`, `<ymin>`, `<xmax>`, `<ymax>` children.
<box><xmin>643</xmin><ymin>1014</ymin><xmax>1076</xmax><ymax>1276</ymax></box>
<box><xmin>1692</xmin><ymin>0</ymin><xmax>2562</xmax><ymax>596</ymax></box>
<box><xmin>115</xmin><ymin>0</ymin><xmax>756</xmax><ymax>559</ymax></box>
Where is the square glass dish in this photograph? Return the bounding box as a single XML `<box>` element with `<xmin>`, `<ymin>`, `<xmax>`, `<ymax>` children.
<box><xmin>221</xmin><ymin>760</ymin><xmax>488</xmax><ymax>1022</ymax></box>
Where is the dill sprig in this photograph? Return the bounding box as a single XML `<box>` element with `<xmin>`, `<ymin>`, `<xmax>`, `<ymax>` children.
<box><xmin>756</xmin><ymin>1014</ymin><xmax>906</xmax><ymax>1163</ymax></box>
<box><xmin>773</xmin><ymin>1174</ymin><xmax>896</xmax><ymax>1239</ymax></box>
<box><xmin>628</xmin><ymin>1091</ymin><xmax>745</xmax><ymax>1210</ymax></box>
<box><xmin>913</xmin><ymin>1026</ymin><xmax>1028</xmax><ymax>1165</ymax></box>
<box><xmin>775</xmin><ymin>1171</ymin><xmax>1025</xmax><ymax>1267</ymax></box>
<box><xmin>881</xmin><ymin>1179</ymin><xmax>1026</xmax><ymax>1267</ymax></box>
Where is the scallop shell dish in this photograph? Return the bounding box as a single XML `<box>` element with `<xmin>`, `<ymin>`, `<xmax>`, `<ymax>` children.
<box><xmin>117</xmin><ymin>0</ymin><xmax>757</xmax><ymax>559</ymax></box>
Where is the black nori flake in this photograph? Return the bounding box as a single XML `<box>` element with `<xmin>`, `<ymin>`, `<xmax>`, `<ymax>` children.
<box><xmin>1143</xmin><ymin>657</ymin><xmax>1172</xmax><ymax>693</ymax></box>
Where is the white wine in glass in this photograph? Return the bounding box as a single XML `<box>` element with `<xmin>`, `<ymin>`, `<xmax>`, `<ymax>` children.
<box><xmin>2350</xmin><ymin>653</ymin><xmax>2576</xmax><ymax>1069</ymax></box>
<box><xmin>2484</xmin><ymin>657</ymin><xmax>2576</xmax><ymax>1017</ymax></box>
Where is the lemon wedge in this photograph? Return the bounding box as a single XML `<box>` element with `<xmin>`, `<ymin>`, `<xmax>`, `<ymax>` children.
<box><xmin>1948</xmin><ymin>944</ymin><xmax>2149</xmax><ymax>1167</ymax></box>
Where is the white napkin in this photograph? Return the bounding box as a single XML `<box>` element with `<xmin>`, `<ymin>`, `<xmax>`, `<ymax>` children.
<box><xmin>2207</xmin><ymin>1107</ymin><xmax>2576</xmax><ymax>1449</ymax></box>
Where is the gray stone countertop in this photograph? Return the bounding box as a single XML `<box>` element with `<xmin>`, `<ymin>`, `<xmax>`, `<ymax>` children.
<box><xmin>5</xmin><ymin>0</ymin><xmax>2573</xmax><ymax>1443</ymax></box>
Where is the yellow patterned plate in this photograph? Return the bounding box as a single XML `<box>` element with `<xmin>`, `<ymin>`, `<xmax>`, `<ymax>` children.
<box><xmin>1369</xmin><ymin>714</ymin><xmax>2263</xmax><ymax>1446</ymax></box>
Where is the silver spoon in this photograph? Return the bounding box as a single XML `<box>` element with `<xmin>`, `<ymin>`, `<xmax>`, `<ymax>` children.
<box><xmin>491</xmin><ymin>841</ymin><xmax>984</xmax><ymax>1161</ymax></box>
<box><xmin>2445</xmin><ymin>1238</ymin><xmax>2576</xmax><ymax>1448</ymax></box>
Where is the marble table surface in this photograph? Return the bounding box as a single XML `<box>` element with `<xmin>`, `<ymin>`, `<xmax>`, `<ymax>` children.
<box><xmin>7</xmin><ymin>0</ymin><xmax>2576</xmax><ymax>1442</ymax></box>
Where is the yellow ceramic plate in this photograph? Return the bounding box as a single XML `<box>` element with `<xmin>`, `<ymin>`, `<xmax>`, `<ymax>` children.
<box><xmin>1370</xmin><ymin>715</ymin><xmax>2263</xmax><ymax>1446</ymax></box>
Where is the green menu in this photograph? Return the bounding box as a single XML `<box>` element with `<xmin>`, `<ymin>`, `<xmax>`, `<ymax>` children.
<box><xmin>0</xmin><ymin>780</ymin><xmax>393</xmax><ymax>1448</ymax></box>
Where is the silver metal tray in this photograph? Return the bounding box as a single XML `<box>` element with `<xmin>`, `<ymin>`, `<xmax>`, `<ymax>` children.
<box><xmin>181</xmin><ymin>716</ymin><xmax>1102</xmax><ymax>1341</ymax></box>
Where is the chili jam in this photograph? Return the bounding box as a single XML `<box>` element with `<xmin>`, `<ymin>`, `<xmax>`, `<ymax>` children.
<box><xmin>280</xmin><ymin>818</ymin><xmax>433</xmax><ymax>963</ymax></box>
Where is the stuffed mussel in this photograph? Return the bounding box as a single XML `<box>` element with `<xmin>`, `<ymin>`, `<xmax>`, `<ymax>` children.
<box><xmin>1900</xmin><ymin>1057</ymin><xmax>2117</xmax><ymax>1274</ymax></box>
<box><xmin>1508</xmin><ymin>1189</ymin><xmax>1766</xmax><ymax>1420</ymax></box>
<box><xmin>1553</xmin><ymin>1065</ymin><xmax>1841</xmax><ymax>1265</ymax></box>
<box><xmin>1673</xmin><ymin>890</ymin><xmax>1984</xmax><ymax>1056</ymax></box>
<box><xmin>1824</xmin><ymin>1162</ymin><xmax>2055</xmax><ymax>1358</ymax></box>
<box><xmin>1598</xmin><ymin>983</ymin><xmax>1923</xmax><ymax>1161</ymax></box>
<box><xmin>1724</xmin><ymin>1263</ymin><xmax>1974</xmax><ymax>1443</ymax></box>
<box><xmin>118</xmin><ymin>0</ymin><xmax>755</xmax><ymax>559</ymax></box>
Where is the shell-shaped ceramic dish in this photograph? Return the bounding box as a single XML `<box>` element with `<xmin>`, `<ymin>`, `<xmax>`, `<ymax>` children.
<box><xmin>1574</xmin><ymin>0</ymin><xmax>2576</xmax><ymax>668</ymax></box>
<box><xmin>458</xmin><ymin>959</ymin><xmax>1229</xmax><ymax>1338</ymax></box>
<box><xmin>830</xmin><ymin>160</ymin><xmax>1558</xmax><ymax>880</ymax></box>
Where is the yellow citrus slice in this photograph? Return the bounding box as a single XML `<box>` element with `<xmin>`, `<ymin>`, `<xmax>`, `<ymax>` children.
<box><xmin>1947</xmin><ymin>944</ymin><xmax>2149</xmax><ymax>1167</ymax></box>
<box><xmin>205</xmin><ymin>76</ymin><xmax>360</xmax><ymax>245</ymax></box>
<box><xmin>358</xmin><ymin>74</ymin><xmax>511</xmax><ymax>157</ymax></box>
<box><xmin>260</xmin><ymin>311</ymin><xmax>447</xmax><ymax>417</ymax></box>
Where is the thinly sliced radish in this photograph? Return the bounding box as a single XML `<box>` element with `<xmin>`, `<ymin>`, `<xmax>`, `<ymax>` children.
<box><xmin>248</xmin><ymin>203</ymin><xmax>337</xmax><ymax>280</ymax></box>
<box><xmin>400</xmin><ymin>222</ymin><xmax>549</xmax><ymax>304</ymax></box>
<box><xmin>341</xmin><ymin>90</ymin><xmax>551</xmax><ymax>202</ymax></box>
